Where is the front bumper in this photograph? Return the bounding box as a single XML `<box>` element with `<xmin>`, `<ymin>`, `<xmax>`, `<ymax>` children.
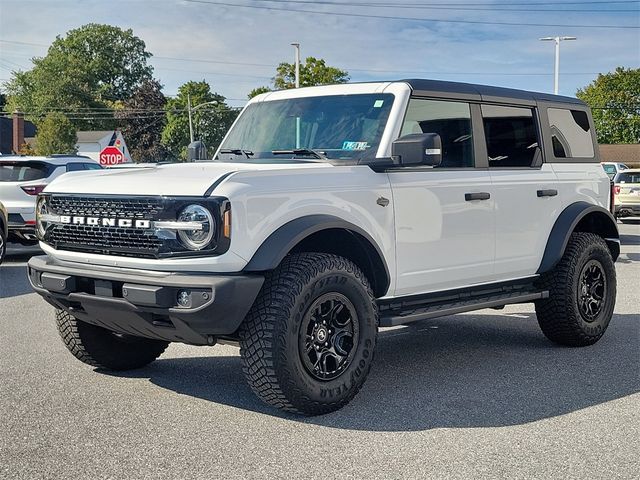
<box><xmin>28</xmin><ymin>255</ymin><xmax>264</xmax><ymax>345</ymax></box>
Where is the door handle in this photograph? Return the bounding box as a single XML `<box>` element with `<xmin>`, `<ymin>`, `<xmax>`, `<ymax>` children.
<box><xmin>465</xmin><ymin>192</ymin><xmax>491</xmax><ymax>201</ymax></box>
<box><xmin>537</xmin><ymin>189</ymin><xmax>558</xmax><ymax>197</ymax></box>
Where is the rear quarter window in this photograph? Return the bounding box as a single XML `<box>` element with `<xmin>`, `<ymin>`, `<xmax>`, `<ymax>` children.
<box><xmin>547</xmin><ymin>108</ymin><xmax>595</xmax><ymax>158</ymax></box>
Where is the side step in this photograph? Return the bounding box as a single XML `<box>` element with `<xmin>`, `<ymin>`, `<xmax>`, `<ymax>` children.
<box><xmin>378</xmin><ymin>280</ymin><xmax>549</xmax><ymax>327</ymax></box>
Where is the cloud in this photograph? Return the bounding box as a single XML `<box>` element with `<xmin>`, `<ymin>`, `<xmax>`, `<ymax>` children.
<box><xmin>1</xmin><ymin>0</ymin><xmax>638</xmax><ymax>106</ymax></box>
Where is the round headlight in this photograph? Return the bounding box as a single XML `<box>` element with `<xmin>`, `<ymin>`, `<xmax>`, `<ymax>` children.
<box><xmin>177</xmin><ymin>204</ymin><xmax>215</xmax><ymax>250</ymax></box>
<box><xmin>36</xmin><ymin>196</ymin><xmax>49</xmax><ymax>238</ymax></box>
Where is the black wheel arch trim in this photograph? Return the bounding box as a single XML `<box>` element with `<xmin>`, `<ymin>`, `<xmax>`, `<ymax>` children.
<box><xmin>243</xmin><ymin>214</ymin><xmax>391</xmax><ymax>297</ymax></box>
<box><xmin>537</xmin><ymin>201</ymin><xmax>620</xmax><ymax>274</ymax></box>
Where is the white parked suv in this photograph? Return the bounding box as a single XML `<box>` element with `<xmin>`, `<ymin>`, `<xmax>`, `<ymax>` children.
<box><xmin>28</xmin><ymin>80</ymin><xmax>619</xmax><ymax>415</ymax></box>
<box><xmin>0</xmin><ymin>155</ymin><xmax>101</xmax><ymax>245</ymax></box>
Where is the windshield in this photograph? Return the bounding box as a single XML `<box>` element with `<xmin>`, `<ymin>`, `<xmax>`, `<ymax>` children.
<box><xmin>217</xmin><ymin>93</ymin><xmax>395</xmax><ymax>162</ymax></box>
<box><xmin>0</xmin><ymin>161</ymin><xmax>53</xmax><ymax>182</ymax></box>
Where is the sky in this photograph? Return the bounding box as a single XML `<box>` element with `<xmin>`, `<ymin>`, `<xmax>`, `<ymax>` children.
<box><xmin>0</xmin><ymin>0</ymin><xmax>639</xmax><ymax>107</ymax></box>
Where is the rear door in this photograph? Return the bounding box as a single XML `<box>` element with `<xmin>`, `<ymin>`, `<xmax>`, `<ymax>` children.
<box><xmin>482</xmin><ymin>104</ymin><xmax>562</xmax><ymax>279</ymax></box>
<box><xmin>388</xmin><ymin>98</ymin><xmax>496</xmax><ymax>296</ymax></box>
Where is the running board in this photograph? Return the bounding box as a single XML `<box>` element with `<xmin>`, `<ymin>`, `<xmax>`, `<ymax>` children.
<box><xmin>378</xmin><ymin>282</ymin><xmax>548</xmax><ymax>327</ymax></box>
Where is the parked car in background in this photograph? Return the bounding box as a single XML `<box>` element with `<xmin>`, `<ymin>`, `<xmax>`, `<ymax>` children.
<box><xmin>601</xmin><ymin>162</ymin><xmax>629</xmax><ymax>180</ymax></box>
<box><xmin>613</xmin><ymin>168</ymin><xmax>640</xmax><ymax>222</ymax></box>
<box><xmin>0</xmin><ymin>155</ymin><xmax>102</xmax><ymax>245</ymax></box>
<box><xmin>0</xmin><ymin>199</ymin><xmax>7</xmax><ymax>265</ymax></box>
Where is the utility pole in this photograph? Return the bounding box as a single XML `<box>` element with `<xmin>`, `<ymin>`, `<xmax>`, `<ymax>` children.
<box><xmin>291</xmin><ymin>42</ymin><xmax>301</xmax><ymax>148</ymax></box>
<box><xmin>539</xmin><ymin>36</ymin><xmax>577</xmax><ymax>95</ymax></box>
<box><xmin>187</xmin><ymin>97</ymin><xmax>219</xmax><ymax>144</ymax></box>
<box><xmin>291</xmin><ymin>42</ymin><xmax>300</xmax><ymax>88</ymax></box>
<box><xmin>187</xmin><ymin>93</ymin><xmax>194</xmax><ymax>143</ymax></box>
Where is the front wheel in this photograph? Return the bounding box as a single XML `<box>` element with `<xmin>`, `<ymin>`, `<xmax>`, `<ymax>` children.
<box><xmin>535</xmin><ymin>233</ymin><xmax>616</xmax><ymax>346</ymax></box>
<box><xmin>239</xmin><ymin>253</ymin><xmax>378</xmax><ymax>415</ymax></box>
<box><xmin>55</xmin><ymin>309</ymin><xmax>169</xmax><ymax>370</ymax></box>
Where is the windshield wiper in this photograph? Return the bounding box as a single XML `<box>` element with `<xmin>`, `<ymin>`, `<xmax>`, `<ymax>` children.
<box><xmin>219</xmin><ymin>148</ymin><xmax>254</xmax><ymax>159</ymax></box>
<box><xmin>271</xmin><ymin>149</ymin><xmax>329</xmax><ymax>161</ymax></box>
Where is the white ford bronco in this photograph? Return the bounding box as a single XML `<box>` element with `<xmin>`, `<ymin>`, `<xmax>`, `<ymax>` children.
<box><xmin>29</xmin><ymin>80</ymin><xmax>619</xmax><ymax>415</ymax></box>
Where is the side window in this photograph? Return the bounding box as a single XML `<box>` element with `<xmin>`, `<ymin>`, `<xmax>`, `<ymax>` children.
<box><xmin>84</xmin><ymin>163</ymin><xmax>103</xmax><ymax>170</ymax></box>
<box><xmin>66</xmin><ymin>163</ymin><xmax>85</xmax><ymax>172</ymax></box>
<box><xmin>547</xmin><ymin>108</ymin><xmax>595</xmax><ymax>158</ymax></box>
<box><xmin>482</xmin><ymin>105</ymin><xmax>539</xmax><ymax>168</ymax></box>
<box><xmin>400</xmin><ymin>98</ymin><xmax>474</xmax><ymax>168</ymax></box>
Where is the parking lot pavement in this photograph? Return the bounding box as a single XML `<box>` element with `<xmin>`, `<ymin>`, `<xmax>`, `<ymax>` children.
<box><xmin>1</xmin><ymin>225</ymin><xmax>638</xmax><ymax>480</ymax></box>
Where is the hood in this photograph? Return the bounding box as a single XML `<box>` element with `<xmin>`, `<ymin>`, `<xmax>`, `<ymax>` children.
<box><xmin>44</xmin><ymin>161</ymin><xmax>332</xmax><ymax>197</ymax></box>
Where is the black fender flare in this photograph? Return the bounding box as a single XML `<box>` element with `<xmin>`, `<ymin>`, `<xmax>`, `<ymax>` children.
<box><xmin>537</xmin><ymin>201</ymin><xmax>620</xmax><ymax>274</ymax></box>
<box><xmin>243</xmin><ymin>214</ymin><xmax>390</xmax><ymax>295</ymax></box>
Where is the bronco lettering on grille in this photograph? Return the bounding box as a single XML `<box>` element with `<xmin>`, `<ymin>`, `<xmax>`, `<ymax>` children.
<box><xmin>59</xmin><ymin>216</ymin><xmax>151</xmax><ymax>229</ymax></box>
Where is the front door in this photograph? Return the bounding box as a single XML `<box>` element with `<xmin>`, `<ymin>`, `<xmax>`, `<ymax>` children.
<box><xmin>388</xmin><ymin>98</ymin><xmax>496</xmax><ymax>296</ymax></box>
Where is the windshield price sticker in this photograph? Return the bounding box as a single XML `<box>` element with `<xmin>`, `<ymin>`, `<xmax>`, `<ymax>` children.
<box><xmin>342</xmin><ymin>141</ymin><xmax>369</xmax><ymax>151</ymax></box>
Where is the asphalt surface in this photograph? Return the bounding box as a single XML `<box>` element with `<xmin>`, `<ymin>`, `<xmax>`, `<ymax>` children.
<box><xmin>1</xmin><ymin>224</ymin><xmax>638</xmax><ymax>479</ymax></box>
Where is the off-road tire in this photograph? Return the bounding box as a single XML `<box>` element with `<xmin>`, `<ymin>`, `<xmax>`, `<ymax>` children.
<box><xmin>239</xmin><ymin>253</ymin><xmax>378</xmax><ymax>415</ymax></box>
<box><xmin>535</xmin><ymin>232</ymin><xmax>616</xmax><ymax>347</ymax></box>
<box><xmin>55</xmin><ymin>309</ymin><xmax>169</xmax><ymax>370</ymax></box>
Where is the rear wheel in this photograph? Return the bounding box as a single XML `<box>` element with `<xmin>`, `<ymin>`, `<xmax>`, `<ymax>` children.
<box><xmin>239</xmin><ymin>253</ymin><xmax>378</xmax><ymax>415</ymax></box>
<box><xmin>535</xmin><ymin>233</ymin><xmax>616</xmax><ymax>346</ymax></box>
<box><xmin>55</xmin><ymin>309</ymin><xmax>169</xmax><ymax>370</ymax></box>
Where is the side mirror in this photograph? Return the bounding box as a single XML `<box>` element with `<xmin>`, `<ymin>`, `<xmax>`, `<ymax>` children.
<box><xmin>391</xmin><ymin>133</ymin><xmax>442</xmax><ymax>167</ymax></box>
<box><xmin>187</xmin><ymin>140</ymin><xmax>208</xmax><ymax>162</ymax></box>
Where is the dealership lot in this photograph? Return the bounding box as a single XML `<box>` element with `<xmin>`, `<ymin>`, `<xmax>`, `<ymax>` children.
<box><xmin>1</xmin><ymin>224</ymin><xmax>638</xmax><ymax>479</ymax></box>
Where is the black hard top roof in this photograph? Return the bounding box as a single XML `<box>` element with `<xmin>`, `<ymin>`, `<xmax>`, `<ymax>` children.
<box><xmin>402</xmin><ymin>79</ymin><xmax>585</xmax><ymax>106</ymax></box>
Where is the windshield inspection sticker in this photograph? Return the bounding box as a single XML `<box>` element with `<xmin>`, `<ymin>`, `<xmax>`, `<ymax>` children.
<box><xmin>373</xmin><ymin>100</ymin><xmax>384</xmax><ymax>108</ymax></box>
<box><xmin>343</xmin><ymin>141</ymin><xmax>369</xmax><ymax>151</ymax></box>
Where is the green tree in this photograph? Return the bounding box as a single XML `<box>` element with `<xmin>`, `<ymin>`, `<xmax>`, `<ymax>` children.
<box><xmin>34</xmin><ymin>112</ymin><xmax>77</xmax><ymax>156</ymax></box>
<box><xmin>248</xmin><ymin>86</ymin><xmax>272</xmax><ymax>99</ymax></box>
<box><xmin>161</xmin><ymin>81</ymin><xmax>239</xmax><ymax>160</ymax></box>
<box><xmin>115</xmin><ymin>79</ymin><xmax>171</xmax><ymax>162</ymax></box>
<box><xmin>576</xmin><ymin>67</ymin><xmax>640</xmax><ymax>144</ymax></box>
<box><xmin>249</xmin><ymin>56</ymin><xmax>349</xmax><ymax>97</ymax></box>
<box><xmin>5</xmin><ymin>23</ymin><xmax>153</xmax><ymax>130</ymax></box>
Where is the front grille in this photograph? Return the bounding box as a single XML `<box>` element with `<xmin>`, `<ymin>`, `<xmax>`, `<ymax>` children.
<box><xmin>46</xmin><ymin>196</ymin><xmax>165</xmax><ymax>257</ymax></box>
<box><xmin>49</xmin><ymin>196</ymin><xmax>163</xmax><ymax>219</ymax></box>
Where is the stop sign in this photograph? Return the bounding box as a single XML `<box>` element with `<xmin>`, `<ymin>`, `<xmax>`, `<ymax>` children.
<box><xmin>99</xmin><ymin>146</ymin><xmax>125</xmax><ymax>166</ymax></box>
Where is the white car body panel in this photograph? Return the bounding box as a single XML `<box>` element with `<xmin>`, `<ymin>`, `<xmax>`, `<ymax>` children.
<box><xmin>44</xmin><ymin>164</ymin><xmax>398</xmax><ymax>293</ymax></box>
<box><xmin>388</xmin><ymin>169</ymin><xmax>495</xmax><ymax>295</ymax></box>
<box><xmin>490</xmin><ymin>165</ymin><xmax>561</xmax><ymax>279</ymax></box>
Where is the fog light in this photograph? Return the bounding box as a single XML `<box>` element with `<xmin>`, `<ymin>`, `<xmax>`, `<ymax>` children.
<box><xmin>177</xmin><ymin>290</ymin><xmax>191</xmax><ymax>307</ymax></box>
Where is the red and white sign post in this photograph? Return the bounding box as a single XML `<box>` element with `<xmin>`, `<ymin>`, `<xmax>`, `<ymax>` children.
<box><xmin>99</xmin><ymin>146</ymin><xmax>125</xmax><ymax>166</ymax></box>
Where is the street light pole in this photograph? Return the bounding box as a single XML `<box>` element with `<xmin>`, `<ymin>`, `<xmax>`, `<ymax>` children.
<box><xmin>187</xmin><ymin>94</ymin><xmax>195</xmax><ymax>143</ymax></box>
<box><xmin>187</xmin><ymin>97</ymin><xmax>220</xmax><ymax>143</ymax></box>
<box><xmin>539</xmin><ymin>36</ymin><xmax>577</xmax><ymax>95</ymax></box>
<box><xmin>291</xmin><ymin>42</ymin><xmax>300</xmax><ymax>88</ymax></box>
<box><xmin>291</xmin><ymin>42</ymin><xmax>301</xmax><ymax>148</ymax></box>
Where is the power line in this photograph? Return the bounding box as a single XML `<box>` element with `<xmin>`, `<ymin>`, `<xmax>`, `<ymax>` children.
<box><xmin>253</xmin><ymin>0</ymin><xmax>640</xmax><ymax>4</ymax></box>
<box><xmin>246</xmin><ymin>0</ymin><xmax>640</xmax><ymax>12</ymax></box>
<box><xmin>183</xmin><ymin>0</ymin><xmax>640</xmax><ymax>28</ymax></box>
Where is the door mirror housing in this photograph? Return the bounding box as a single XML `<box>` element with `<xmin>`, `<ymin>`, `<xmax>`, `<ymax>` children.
<box><xmin>391</xmin><ymin>133</ymin><xmax>442</xmax><ymax>167</ymax></box>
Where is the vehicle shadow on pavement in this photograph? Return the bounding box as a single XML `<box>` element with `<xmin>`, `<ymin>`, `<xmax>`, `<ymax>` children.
<box><xmin>114</xmin><ymin>312</ymin><xmax>639</xmax><ymax>432</ymax></box>
<box><xmin>0</xmin><ymin>247</ymin><xmax>41</xmax><ymax>298</ymax></box>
